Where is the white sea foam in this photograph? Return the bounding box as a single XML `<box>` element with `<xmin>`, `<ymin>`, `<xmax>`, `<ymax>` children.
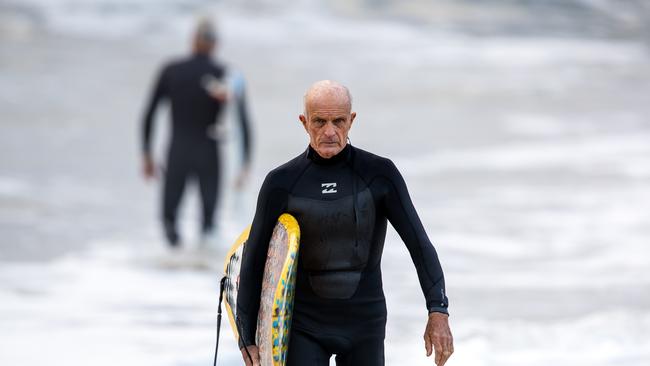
<box><xmin>394</xmin><ymin>132</ymin><xmax>650</xmax><ymax>175</ymax></box>
<box><xmin>2</xmin><ymin>236</ymin><xmax>648</xmax><ymax>366</ymax></box>
<box><xmin>0</xmin><ymin>176</ymin><xmax>31</xmax><ymax>197</ymax></box>
<box><xmin>0</xmin><ymin>240</ymin><xmax>241</xmax><ymax>366</ymax></box>
<box><xmin>5</xmin><ymin>0</ymin><xmax>648</xmax><ymax>68</ymax></box>
<box><xmin>2</xmin><ymin>1</ymin><xmax>649</xmax><ymax>365</ymax></box>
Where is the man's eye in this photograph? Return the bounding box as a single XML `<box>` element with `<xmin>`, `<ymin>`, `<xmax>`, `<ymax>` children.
<box><xmin>314</xmin><ymin>119</ymin><xmax>325</xmax><ymax>125</ymax></box>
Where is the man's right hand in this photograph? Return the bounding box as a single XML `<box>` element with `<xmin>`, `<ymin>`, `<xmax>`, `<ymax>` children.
<box><xmin>240</xmin><ymin>345</ymin><xmax>260</xmax><ymax>366</ymax></box>
<box><xmin>142</xmin><ymin>155</ymin><xmax>156</xmax><ymax>180</ymax></box>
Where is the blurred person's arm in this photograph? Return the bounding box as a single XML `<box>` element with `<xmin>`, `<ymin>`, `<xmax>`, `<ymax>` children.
<box><xmin>141</xmin><ymin>65</ymin><xmax>169</xmax><ymax>180</ymax></box>
<box><xmin>231</xmin><ymin>72</ymin><xmax>252</xmax><ymax>189</ymax></box>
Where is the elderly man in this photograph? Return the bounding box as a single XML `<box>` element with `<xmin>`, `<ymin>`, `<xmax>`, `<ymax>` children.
<box><xmin>141</xmin><ymin>19</ymin><xmax>252</xmax><ymax>247</ymax></box>
<box><xmin>237</xmin><ymin>80</ymin><xmax>452</xmax><ymax>366</ymax></box>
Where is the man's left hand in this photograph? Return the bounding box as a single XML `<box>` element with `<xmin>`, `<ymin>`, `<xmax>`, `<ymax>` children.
<box><xmin>424</xmin><ymin>312</ymin><xmax>453</xmax><ymax>366</ymax></box>
<box><xmin>207</xmin><ymin>82</ymin><xmax>229</xmax><ymax>102</ymax></box>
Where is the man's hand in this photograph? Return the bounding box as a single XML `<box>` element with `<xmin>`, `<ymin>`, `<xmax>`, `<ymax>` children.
<box><xmin>240</xmin><ymin>345</ymin><xmax>260</xmax><ymax>366</ymax></box>
<box><xmin>424</xmin><ymin>312</ymin><xmax>453</xmax><ymax>366</ymax></box>
<box><xmin>142</xmin><ymin>155</ymin><xmax>156</xmax><ymax>180</ymax></box>
<box><xmin>207</xmin><ymin>81</ymin><xmax>230</xmax><ymax>102</ymax></box>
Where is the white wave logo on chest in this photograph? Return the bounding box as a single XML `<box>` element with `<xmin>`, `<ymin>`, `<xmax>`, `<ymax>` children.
<box><xmin>321</xmin><ymin>182</ymin><xmax>337</xmax><ymax>194</ymax></box>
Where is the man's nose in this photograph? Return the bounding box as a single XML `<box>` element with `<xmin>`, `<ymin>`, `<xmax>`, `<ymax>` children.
<box><xmin>323</xmin><ymin>122</ymin><xmax>336</xmax><ymax>137</ymax></box>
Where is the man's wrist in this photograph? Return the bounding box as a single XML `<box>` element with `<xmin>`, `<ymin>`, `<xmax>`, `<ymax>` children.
<box><xmin>427</xmin><ymin>307</ymin><xmax>449</xmax><ymax>315</ymax></box>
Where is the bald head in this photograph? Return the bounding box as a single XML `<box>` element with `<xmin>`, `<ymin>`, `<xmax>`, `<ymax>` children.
<box><xmin>299</xmin><ymin>80</ymin><xmax>356</xmax><ymax>159</ymax></box>
<box><xmin>303</xmin><ymin>80</ymin><xmax>352</xmax><ymax>115</ymax></box>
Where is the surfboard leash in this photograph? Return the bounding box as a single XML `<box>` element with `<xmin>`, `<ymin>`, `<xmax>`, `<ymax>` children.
<box><xmin>213</xmin><ymin>276</ymin><xmax>227</xmax><ymax>366</ymax></box>
<box><xmin>236</xmin><ymin>318</ymin><xmax>254</xmax><ymax>365</ymax></box>
<box><xmin>213</xmin><ymin>275</ymin><xmax>254</xmax><ymax>366</ymax></box>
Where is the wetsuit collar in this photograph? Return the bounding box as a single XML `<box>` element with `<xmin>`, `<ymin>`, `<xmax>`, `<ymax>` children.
<box><xmin>193</xmin><ymin>52</ymin><xmax>212</xmax><ymax>60</ymax></box>
<box><xmin>307</xmin><ymin>144</ymin><xmax>352</xmax><ymax>165</ymax></box>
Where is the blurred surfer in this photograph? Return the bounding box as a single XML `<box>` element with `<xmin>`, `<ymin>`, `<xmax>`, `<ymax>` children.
<box><xmin>140</xmin><ymin>18</ymin><xmax>252</xmax><ymax>247</ymax></box>
<box><xmin>237</xmin><ymin>81</ymin><xmax>453</xmax><ymax>366</ymax></box>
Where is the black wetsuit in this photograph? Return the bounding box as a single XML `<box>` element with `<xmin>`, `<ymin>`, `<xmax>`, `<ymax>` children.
<box><xmin>141</xmin><ymin>53</ymin><xmax>251</xmax><ymax>245</ymax></box>
<box><xmin>237</xmin><ymin>144</ymin><xmax>448</xmax><ymax>365</ymax></box>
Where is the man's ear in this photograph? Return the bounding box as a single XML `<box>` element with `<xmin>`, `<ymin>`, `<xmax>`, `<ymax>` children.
<box><xmin>299</xmin><ymin>114</ymin><xmax>308</xmax><ymax>131</ymax></box>
<box><xmin>350</xmin><ymin>112</ymin><xmax>357</xmax><ymax>126</ymax></box>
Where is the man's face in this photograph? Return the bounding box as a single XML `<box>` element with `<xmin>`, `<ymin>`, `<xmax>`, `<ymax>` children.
<box><xmin>299</xmin><ymin>95</ymin><xmax>356</xmax><ymax>159</ymax></box>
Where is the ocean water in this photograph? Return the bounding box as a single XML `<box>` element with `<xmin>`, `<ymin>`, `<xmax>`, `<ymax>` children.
<box><xmin>1</xmin><ymin>1</ymin><xmax>650</xmax><ymax>365</ymax></box>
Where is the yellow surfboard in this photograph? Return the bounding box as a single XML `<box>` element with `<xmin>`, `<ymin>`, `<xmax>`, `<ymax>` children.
<box><xmin>223</xmin><ymin>214</ymin><xmax>300</xmax><ymax>366</ymax></box>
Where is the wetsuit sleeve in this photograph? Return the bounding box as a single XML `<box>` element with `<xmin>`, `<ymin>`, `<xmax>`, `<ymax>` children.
<box><xmin>232</xmin><ymin>75</ymin><xmax>252</xmax><ymax>166</ymax></box>
<box><xmin>141</xmin><ymin>65</ymin><xmax>169</xmax><ymax>156</ymax></box>
<box><xmin>236</xmin><ymin>172</ymin><xmax>288</xmax><ymax>348</ymax></box>
<box><xmin>382</xmin><ymin>160</ymin><xmax>449</xmax><ymax>314</ymax></box>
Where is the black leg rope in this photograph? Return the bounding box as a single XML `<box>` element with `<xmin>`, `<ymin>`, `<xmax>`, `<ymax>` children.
<box><xmin>237</xmin><ymin>317</ymin><xmax>254</xmax><ymax>365</ymax></box>
<box><xmin>213</xmin><ymin>276</ymin><xmax>254</xmax><ymax>366</ymax></box>
<box><xmin>213</xmin><ymin>276</ymin><xmax>227</xmax><ymax>366</ymax></box>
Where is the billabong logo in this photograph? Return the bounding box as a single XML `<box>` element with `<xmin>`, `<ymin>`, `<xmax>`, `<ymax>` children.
<box><xmin>321</xmin><ymin>182</ymin><xmax>337</xmax><ymax>194</ymax></box>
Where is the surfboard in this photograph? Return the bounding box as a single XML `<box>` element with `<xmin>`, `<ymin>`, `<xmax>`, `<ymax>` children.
<box><xmin>222</xmin><ymin>213</ymin><xmax>300</xmax><ymax>366</ymax></box>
